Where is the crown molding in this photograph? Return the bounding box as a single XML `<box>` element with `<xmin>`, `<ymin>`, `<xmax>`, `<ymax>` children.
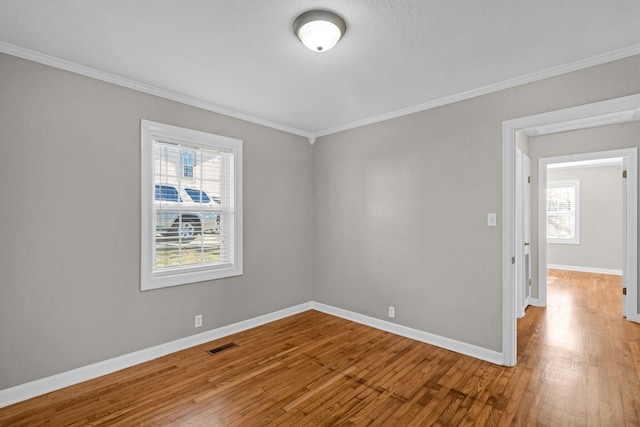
<box><xmin>313</xmin><ymin>43</ymin><xmax>640</xmax><ymax>139</ymax></box>
<box><xmin>0</xmin><ymin>42</ymin><xmax>313</xmax><ymax>142</ymax></box>
<box><xmin>2</xmin><ymin>41</ymin><xmax>639</xmax><ymax>146</ymax></box>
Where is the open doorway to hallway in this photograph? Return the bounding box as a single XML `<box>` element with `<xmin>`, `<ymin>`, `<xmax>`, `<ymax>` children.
<box><xmin>534</xmin><ymin>146</ymin><xmax>637</xmax><ymax>320</ymax></box>
<box><xmin>541</xmin><ymin>154</ymin><xmax>625</xmax><ymax>316</ymax></box>
<box><xmin>502</xmin><ymin>95</ymin><xmax>640</xmax><ymax>367</ymax></box>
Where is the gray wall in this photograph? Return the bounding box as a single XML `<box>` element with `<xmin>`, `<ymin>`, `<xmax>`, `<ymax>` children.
<box><xmin>0</xmin><ymin>53</ymin><xmax>313</xmax><ymax>390</ymax></box>
<box><xmin>528</xmin><ymin>122</ymin><xmax>640</xmax><ymax>299</ymax></box>
<box><xmin>2</xmin><ymin>50</ymin><xmax>640</xmax><ymax>391</ymax></box>
<box><xmin>547</xmin><ymin>165</ymin><xmax>623</xmax><ymax>271</ymax></box>
<box><xmin>313</xmin><ymin>55</ymin><xmax>640</xmax><ymax>352</ymax></box>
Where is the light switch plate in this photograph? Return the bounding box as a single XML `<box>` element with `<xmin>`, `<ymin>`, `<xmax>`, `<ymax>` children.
<box><xmin>488</xmin><ymin>213</ymin><xmax>497</xmax><ymax>226</ymax></box>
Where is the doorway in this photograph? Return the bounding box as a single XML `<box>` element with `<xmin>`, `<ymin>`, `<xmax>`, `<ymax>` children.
<box><xmin>502</xmin><ymin>94</ymin><xmax>640</xmax><ymax>367</ymax></box>
<box><xmin>538</xmin><ymin>150</ymin><xmax>633</xmax><ymax>318</ymax></box>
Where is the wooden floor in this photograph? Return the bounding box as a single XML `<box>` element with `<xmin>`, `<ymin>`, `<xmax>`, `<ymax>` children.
<box><xmin>1</xmin><ymin>270</ymin><xmax>639</xmax><ymax>426</ymax></box>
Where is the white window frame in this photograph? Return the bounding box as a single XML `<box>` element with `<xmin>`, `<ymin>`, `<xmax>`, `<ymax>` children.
<box><xmin>141</xmin><ymin>120</ymin><xmax>243</xmax><ymax>291</ymax></box>
<box><xmin>547</xmin><ymin>179</ymin><xmax>580</xmax><ymax>244</ymax></box>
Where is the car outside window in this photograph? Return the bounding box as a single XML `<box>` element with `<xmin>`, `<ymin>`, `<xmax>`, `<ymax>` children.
<box><xmin>155</xmin><ymin>185</ymin><xmax>181</xmax><ymax>202</ymax></box>
<box><xmin>184</xmin><ymin>187</ymin><xmax>211</xmax><ymax>203</ymax></box>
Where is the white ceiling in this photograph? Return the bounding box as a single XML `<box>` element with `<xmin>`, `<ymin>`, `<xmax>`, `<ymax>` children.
<box><xmin>1</xmin><ymin>0</ymin><xmax>640</xmax><ymax>140</ymax></box>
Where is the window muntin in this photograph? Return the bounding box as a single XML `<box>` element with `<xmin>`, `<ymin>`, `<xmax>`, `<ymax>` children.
<box><xmin>141</xmin><ymin>120</ymin><xmax>243</xmax><ymax>290</ymax></box>
<box><xmin>547</xmin><ymin>179</ymin><xmax>580</xmax><ymax>244</ymax></box>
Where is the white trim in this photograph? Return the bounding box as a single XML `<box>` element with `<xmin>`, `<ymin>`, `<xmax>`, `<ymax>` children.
<box><xmin>0</xmin><ymin>302</ymin><xmax>313</xmax><ymax>409</ymax></box>
<box><xmin>0</xmin><ymin>42</ymin><xmax>312</xmax><ymax>141</ymax></box>
<box><xmin>529</xmin><ymin>298</ymin><xmax>542</xmax><ymax>307</ymax></box>
<box><xmin>140</xmin><ymin>120</ymin><xmax>244</xmax><ymax>290</ymax></box>
<box><xmin>503</xmin><ymin>96</ymin><xmax>640</xmax><ymax>367</ymax></box>
<box><xmin>624</xmin><ymin>150</ymin><xmax>639</xmax><ymax>322</ymax></box>
<box><xmin>538</xmin><ymin>149</ymin><xmax>637</xmax><ymax>315</ymax></box>
<box><xmin>547</xmin><ymin>264</ymin><xmax>623</xmax><ymax>276</ymax></box>
<box><xmin>502</xmin><ymin>116</ymin><xmax>518</xmax><ymax>366</ymax></box>
<box><xmin>515</xmin><ymin>148</ymin><xmax>525</xmax><ymax>319</ymax></box>
<box><xmin>7</xmin><ymin>273</ymin><xmax>638</xmax><ymax>409</ymax></box>
<box><xmin>524</xmin><ymin>110</ymin><xmax>639</xmax><ymax>137</ymax></box>
<box><xmin>538</xmin><ymin>160</ymin><xmax>549</xmax><ymax>307</ymax></box>
<box><xmin>547</xmin><ymin>157</ymin><xmax>624</xmax><ymax>169</ymax></box>
<box><xmin>518</xmin><ymin>298</ymin><xmax>543</xmax><ymax>318</ymax></box>
<box><xmin>0</xmin><ymin>300</ymin><xmax>508</xmax><ymax>408</ymax></box>
<box><xmin>311</xmin><ymin>303</ymin><xmax>504</xmax><ymax>366</ymax></box>
<box><xmin>3</xmin><ymin>41</ymin><xmax>640</xmax><ymax>143</ymax></box>
<box><xmin>313</xmin><ymin>44</ymin><xmax>640</xmax><ymax>138</ymax></box>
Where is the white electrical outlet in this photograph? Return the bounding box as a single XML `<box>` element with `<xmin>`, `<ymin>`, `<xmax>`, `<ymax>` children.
<box><xmin>388</xmin><ymin>306</ymin><xmax>395</xmax><ymax>318</ymax></box>
<box><xmin>195</xmin><ymin>314</ymin><xmax>203</xmax><ymax>328</ymax></box>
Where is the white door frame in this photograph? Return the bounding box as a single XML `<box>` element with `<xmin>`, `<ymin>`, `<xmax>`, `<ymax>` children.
<box><xmin>502</xmin><ymin>93</ymin><xmax>640</xmax><ymax>367</ymax></box>
<box><xmin>523</xmin><ymin>153</ymin><xmax>532</xmax><ymax>311</ymax></box>
<box><xmin>538</xmin><ymin>149</ymin><xmax>637</xmax><ymax>311</ymax></box>
<box><xmin>515</xmin><ymin>149</ymin><xmax>532</xmax><ymax>318</ymax></box>
<box><xmin>515</xmin><ymin>148</ymin><xmax>524</xmax><ymax>318</ymax></box>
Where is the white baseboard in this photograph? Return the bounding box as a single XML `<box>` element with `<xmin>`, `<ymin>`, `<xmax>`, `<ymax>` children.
<box><xmin>519</xmin><ymin>299</ymin><xmax>543</xmax><ymax>318</ymax></box>
<box><xmin>0</xmin><ymin>302</ymin><xmax>313</xmax><ymax>409</ymax></box>
<box><xmin>1</xmin><ymin>300</ymin><xmax>506</xmax><ymax>408</ymax></box>
<box><xmin>547</xmin><ymin>264</ymin><xmax>623</xmax><ymax>276</ymax></box>
<box><xmin>310</xmin><ymin>302</ymin><xmax>504</xmax><ymax>366</ymax></box>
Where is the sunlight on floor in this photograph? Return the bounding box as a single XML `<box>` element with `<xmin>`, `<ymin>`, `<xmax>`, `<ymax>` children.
<box><xmin>546</xmin><ymin>272</ymin><xmax>578</xmax><ymax>351</ymax></box>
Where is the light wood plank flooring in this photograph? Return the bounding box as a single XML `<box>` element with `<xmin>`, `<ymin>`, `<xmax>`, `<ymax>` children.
<box><xmin>1</xmin><ymin>269</ymin><xmax>639</xmax><ymax>425</ymax></box>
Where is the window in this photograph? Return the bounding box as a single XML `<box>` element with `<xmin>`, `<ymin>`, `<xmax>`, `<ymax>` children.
<box><xmin>182</xmin><ymin>150</ymin><xmax>195</xmax><ymax>177</ymax></box>
<box><xmin>141</xmin><ymin>120</ymin><xmax>243</xmax><ymax>290</ymax></box>
<box><xmin>547</xmin><ymin>179</ymin><xmax>580</xmax><ymax>244</ymax></box>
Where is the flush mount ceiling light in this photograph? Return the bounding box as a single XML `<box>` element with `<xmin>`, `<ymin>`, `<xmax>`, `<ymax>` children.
<box><xmin>293</xmin><ymin>10</ymin><xmax>346</xmax><ymax>52</ymax></box>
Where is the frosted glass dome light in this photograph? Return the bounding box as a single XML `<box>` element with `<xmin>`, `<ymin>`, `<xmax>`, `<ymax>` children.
<box><xmin>293</xmin><ymin>10</ymin><xmax>346</xmax><ymax>52</ymax></box>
